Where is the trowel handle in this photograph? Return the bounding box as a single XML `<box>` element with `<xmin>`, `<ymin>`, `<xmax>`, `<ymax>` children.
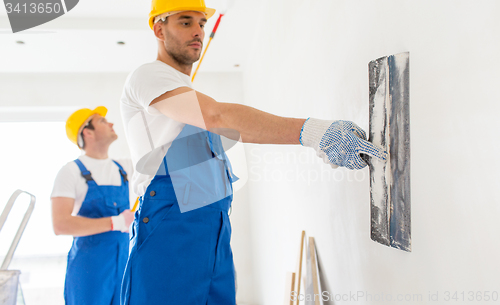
<box><xmin>360</xmin><ymin>153</ymin><xmax>371</xmax><ymax>165</ymax></box>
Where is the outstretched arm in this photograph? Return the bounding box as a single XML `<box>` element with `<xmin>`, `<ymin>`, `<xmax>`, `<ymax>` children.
<box><xmin>150</xmin><ymin>87</ymin><xmax>387</xmax><ymax>169</ymax></box>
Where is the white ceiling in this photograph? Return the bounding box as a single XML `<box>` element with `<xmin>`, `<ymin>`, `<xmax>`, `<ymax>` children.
<box><xmin>0</xmin><ymin>0</ymin><xmax>252</xmax><ymax>73</ymax></box>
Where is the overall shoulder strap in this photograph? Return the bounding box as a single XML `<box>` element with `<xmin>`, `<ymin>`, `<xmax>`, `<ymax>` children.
<box><xmin>74</xmin><ymin>159</ymin><xmax>94</xmax><ymax>184</ymax></box>
<box><xmin>112</xmin><ymin>160</ymin><xmax>128</xmax><ymax>183</ymax></box>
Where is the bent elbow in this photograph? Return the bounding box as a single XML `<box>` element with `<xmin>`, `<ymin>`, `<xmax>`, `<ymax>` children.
<box><xmin>52</xmin><ymin>221</ymin><xmax>69</xmax><ymax>236</ymax></box>
<box><xmin>53</xmin><ymin>225</ymin><xmax>63</xmax><ymax>236</ymax></box>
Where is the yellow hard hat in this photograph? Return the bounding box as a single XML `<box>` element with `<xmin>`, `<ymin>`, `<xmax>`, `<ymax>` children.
<box><xmin>149</xmin><ymin>0</ymin><xmax>216</xmax><ymax>30</ymax></box>
<box><xmin>66</xmin><ymin>106</ymin><xmax>107</xmax><ymax>148</ymax></box>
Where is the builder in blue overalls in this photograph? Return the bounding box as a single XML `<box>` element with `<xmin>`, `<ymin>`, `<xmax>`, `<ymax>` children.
<box><xmin>119</xmin><ymin>1</ymin><xmax>387</xmax><ymax>304</ymax></box>
<box><xmin>51</xmin><ymin>107</ymin><xmax>135</xmax><ymax>305</ymax></box>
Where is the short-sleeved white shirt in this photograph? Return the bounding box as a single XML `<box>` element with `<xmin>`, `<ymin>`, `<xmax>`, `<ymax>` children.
<box><xmin>120</xmin><ymin>60</ymin><xmax>193</xmax><ymax>197</ymax></box>
<box><xmin>51</xmin><ymin>155</ymin><xmax>134</xmax><ymax>215</ymax></box>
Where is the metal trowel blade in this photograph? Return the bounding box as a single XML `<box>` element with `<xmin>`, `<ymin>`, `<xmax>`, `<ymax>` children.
<box><xmin>367</xmin><ymin>52</ymin><xmax>411</xmax><ymax>252</ymax></box>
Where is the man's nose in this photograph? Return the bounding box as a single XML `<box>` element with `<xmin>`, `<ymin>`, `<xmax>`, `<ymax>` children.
<box><xmin>193</xmin><ymin>24</ymin><xmax>204</xmax><ymax>38</ymax></box>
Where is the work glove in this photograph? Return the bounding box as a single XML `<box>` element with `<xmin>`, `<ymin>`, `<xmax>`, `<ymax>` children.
<box><xmin>299</xmin><ymin>118</ymin><xmax>387</xmax><ymax>170</ymax></box>
<box><xmin>111</xmin><ymin>210</ymin><xmax>135</xmax><ymax>233</ymax></box>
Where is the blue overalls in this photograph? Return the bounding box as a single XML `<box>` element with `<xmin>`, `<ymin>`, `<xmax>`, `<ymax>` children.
<box><xmin>64</xmin><ymin>159</ymin><xmax>130</xmax><ymax>305</ymax></box>
<box><xmin>121</xmin><ymin>124</ymin><xmax>238</xmax><ymax>305</ymax></box>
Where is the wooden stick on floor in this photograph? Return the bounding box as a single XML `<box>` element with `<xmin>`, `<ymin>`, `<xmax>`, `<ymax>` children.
<box><xmin>309</xmin><ymin>237</ymin><xmax>321</xmax><ymax>305</ymax></box>
<box><xmin>284</xmin><ymin>272</ymin><xmax>296</xmax><ymax>305</ymax></box>
<box><xmin>294</xmin><ymin>231</ymin><xmax>306</xmax><ymax>305</ymax></box>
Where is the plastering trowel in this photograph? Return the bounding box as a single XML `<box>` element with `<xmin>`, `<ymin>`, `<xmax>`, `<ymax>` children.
<box><xmin>365</xmin><ymin>52</ymin><xmax>411</xmax><ymax>252</ymax></box>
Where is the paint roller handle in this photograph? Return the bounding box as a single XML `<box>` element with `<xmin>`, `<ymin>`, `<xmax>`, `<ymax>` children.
<box><xmin>192</xmin><ymin>14</ymin><xmax>224</xmax><ymax>82</ymax></box>
<box><xmin>210</xmin><ymin>14</ymin><xmax>224</xmax><ymax>38</ymax></box>
<box><xmin>299</xmin><ymin>118</ymin><xmax>387</xmax><ymax>170</ymax></box>
<box><xmin>131</xmin><ymin>197</ymin><xmax>139</xmax><ymax>212</ymax></box>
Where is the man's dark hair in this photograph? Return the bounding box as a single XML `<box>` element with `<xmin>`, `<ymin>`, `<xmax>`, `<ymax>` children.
<box><xmin>80</xmin><ymin>119</ymin><xmax>95</xmax><ymax>149</ymax></box>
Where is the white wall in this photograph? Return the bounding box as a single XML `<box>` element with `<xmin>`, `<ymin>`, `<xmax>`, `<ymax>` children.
<box><xmin>242</xmin><ymin>0</ymin><xmax>500</xmax><ymax>304</ymax></box>
<box><xmin>0</xmin><ymin>72</ymin><xmax>131</xmax><ymax>157</ymax></box>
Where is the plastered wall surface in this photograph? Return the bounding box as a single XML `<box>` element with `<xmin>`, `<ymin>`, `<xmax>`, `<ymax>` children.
<box><xmin>242</xmin><ymin>0</ymin><xmax>500</xmax><ymax>304</ymax></box>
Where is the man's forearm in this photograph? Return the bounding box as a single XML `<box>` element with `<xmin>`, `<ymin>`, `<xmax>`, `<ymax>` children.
<box><xmin>214</xmin><ymin>102</ymin><xmax>306</xmax><ymax>145</ymax></box>
<box><xmin>151</xmin><ymin>88</ymin><xmax>306</xmax><ymax>145</ymax></box>
<box><xmin>53</xmin><ymin>214</ymin><xmax>112</xmax><ymax>237</ymax></box>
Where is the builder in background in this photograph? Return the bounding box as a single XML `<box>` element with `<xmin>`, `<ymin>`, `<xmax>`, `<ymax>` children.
<box><xmin>51</xmin><ymin>107</ymin><xmax>134</xmax><ymax>305</ymax></box>
<box><xmin>119</xmin><ymin>1</ymin><xmax>387</xmax><ymax>304</ymax></box>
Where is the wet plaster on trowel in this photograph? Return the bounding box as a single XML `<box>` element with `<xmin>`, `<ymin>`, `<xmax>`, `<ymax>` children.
<box><xmin>367</xmin><ymin>52</ymin><xmax>411</xmax><ymax>252</ymax></box>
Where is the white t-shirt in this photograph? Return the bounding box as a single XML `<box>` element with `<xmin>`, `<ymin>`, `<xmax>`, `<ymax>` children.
<box><xmin>120</xmin><ymin>60</ymin><xmax>193</xmax><ymax>197</ymax></box>
<box><xmin>51</xmin><ymin>155</ymin><xmax>135</xmax><ymax>216</ymax></box>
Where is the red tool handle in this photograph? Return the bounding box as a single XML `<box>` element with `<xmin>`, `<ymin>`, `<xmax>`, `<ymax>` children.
<box><xmin>210</xmin><ymin>14</ymin><xmax>224</xmax><ymax>38</ymax></box>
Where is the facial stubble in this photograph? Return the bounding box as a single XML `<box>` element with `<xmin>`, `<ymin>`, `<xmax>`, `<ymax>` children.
<box><xmin>164</xmin><ymin>27</ymin><xmax>202</xmax><ymax>66</ymax></box>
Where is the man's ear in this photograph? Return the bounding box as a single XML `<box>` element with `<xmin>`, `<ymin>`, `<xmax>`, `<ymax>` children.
<box><xmin>82</xmin><ymin>128</ymin><xmax>94</xmax><ymax>141</ymax></box>
<box><xmin>153</xmin><ymin>22</ymin><xmax>165</xmax><ymax>41</ymax></box>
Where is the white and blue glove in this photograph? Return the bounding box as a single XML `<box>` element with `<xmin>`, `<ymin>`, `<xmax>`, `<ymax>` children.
<box><xmin>299</xmin><ymin>118</ymin><xmax>387</xmax><ymax>170</ymax></box>
<box><xmin>111</xmin><ymin>210</ymin><xmax>134</xmax><ymax>233</ymax></box>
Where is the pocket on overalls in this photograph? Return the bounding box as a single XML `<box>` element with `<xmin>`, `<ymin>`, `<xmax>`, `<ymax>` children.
<box><xmin>136</xmin><ymin>198</ymin><xmax>177</xmax><ymax>250</ymax></box>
